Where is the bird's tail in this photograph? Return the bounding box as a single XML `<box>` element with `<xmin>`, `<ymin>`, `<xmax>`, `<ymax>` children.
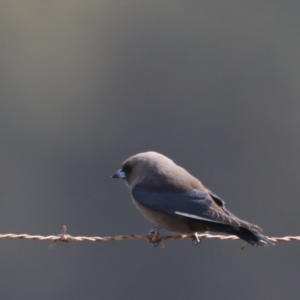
<box><xmin>231</xmin><ymin>227</ymin><xmax>274</xmax><ymax>247</ymax></box>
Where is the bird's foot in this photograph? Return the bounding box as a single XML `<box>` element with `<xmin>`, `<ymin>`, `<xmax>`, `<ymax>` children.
<box><xmin>191</xmin><ymin>232</ymin><xmax>202</xmax><ymax>246</ymax></box>
<box><xmin>148</xmin><ymin>226</ymin><xmax>162</xmax><ymax>247</ymax></box>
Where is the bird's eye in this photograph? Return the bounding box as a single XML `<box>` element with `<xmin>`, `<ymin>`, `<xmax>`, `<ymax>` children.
<box><xmin>122</xmin><ymin>164</ymin><xmax>132</xmax><ymax>175</ymax></box>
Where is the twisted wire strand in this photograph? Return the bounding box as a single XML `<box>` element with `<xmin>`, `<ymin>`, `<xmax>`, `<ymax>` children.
<box><xmin>0</xmin><ymin>226</ymin><xmax>298</xmax><ymax>248</ymax></box>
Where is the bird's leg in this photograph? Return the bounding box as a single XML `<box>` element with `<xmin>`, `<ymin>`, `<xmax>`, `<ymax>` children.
<box><xmin>191</xmin><ymin>232</ymin><xmax>202</xmax><ymax>246</ymax></box>
<box><xmin>148</xmin><ymin>226</ymin><xmax>162</xmax><ymax>247</ymax></box>
<box><xmin>149</xmin><ymin>226</ymin><xmax>162</xmax><ymax>234</ymax></box>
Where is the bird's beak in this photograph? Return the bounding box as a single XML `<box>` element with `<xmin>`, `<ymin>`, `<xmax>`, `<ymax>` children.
<box><xmin>111</xmin><ymin>169</ymin><xmax>126</xmax><ymax>179</ymax></box>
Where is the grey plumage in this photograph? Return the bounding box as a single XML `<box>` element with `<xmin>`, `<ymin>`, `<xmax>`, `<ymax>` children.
<box><xmin>112</xmin><ymin>151</ymin><xmax>273</xmax><ymax>247</ymax></box>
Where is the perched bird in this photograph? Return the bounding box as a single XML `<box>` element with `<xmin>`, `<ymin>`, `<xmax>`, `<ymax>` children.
<box><xmin>112</xmin><ymin>151</ymin><xmax>272</xmax><ymax>247</ymax></box>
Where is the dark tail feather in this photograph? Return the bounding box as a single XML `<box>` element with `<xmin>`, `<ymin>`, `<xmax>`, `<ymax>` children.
<box><xmin>232</xmin><ymin>227</ymin><xmax>274</xmax><ymax>247</ymax></box>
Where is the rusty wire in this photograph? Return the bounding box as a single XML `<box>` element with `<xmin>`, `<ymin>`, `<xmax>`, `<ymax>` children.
<box><xmin>0</xmin><ymin>226</ymin><xmax>298</xmax><ymax>248</ymax></box>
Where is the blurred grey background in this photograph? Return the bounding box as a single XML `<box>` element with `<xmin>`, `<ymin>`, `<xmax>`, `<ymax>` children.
<box><xmin>0</xmin><ymin>1</ymin><xmax>300</xmax><ymax>299</ymax></box>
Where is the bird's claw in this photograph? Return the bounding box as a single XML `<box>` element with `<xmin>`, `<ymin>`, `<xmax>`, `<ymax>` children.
<box><xmin>191</xmin><ymin>232</ymin><xmax>202</xmax><ymax>246</ymax></box>
<box><xmin>148</xmin><ymin>226</ymin><xmax>162</xmax><ymax>247</ymax></box>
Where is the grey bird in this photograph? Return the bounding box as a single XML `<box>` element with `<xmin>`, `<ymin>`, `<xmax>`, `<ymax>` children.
<box><xmin>112</xmin><ymin>151</ymin><xmax>272</xmax><ymax>247</ymax></box>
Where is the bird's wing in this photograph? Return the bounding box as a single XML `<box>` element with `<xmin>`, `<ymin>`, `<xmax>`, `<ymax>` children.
<box><xmin>207</xmin><ymin>189</ymin><xmax>262</xmax><ymax>232</ymax></box>
<box><xmin>132</xmin><ymin>185</ymin><xmax>259</xmax><ymax>231</ymax></box>
<box><xmin>207</xmin><ymin>190</ymin><xmax>240</xmax><ymax>217</ymax></box>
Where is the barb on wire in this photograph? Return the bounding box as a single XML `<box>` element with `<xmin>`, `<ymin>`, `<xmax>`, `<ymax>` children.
<box><xmin>0</xmin><ymin>226</ymin><xmax>299</xmax><ymax>248</ymax></box>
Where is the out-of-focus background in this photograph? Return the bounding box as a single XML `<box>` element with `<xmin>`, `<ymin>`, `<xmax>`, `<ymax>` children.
<box><xmin>1</xmin><ymin>1</ymin><xmax>300</xmax><ymax>299</ymax></box>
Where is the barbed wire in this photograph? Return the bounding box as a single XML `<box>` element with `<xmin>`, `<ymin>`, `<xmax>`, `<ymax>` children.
<box><xmin>0</xmin><ymin>226</ymin><xmax>299</xmax><ymax>249</ymax></box>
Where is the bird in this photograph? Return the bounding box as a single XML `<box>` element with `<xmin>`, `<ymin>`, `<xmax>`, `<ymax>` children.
<box><xmin>112</xmin><ymin>151</ymin><xmax>273</xmax><ymax>247</ymax></box>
